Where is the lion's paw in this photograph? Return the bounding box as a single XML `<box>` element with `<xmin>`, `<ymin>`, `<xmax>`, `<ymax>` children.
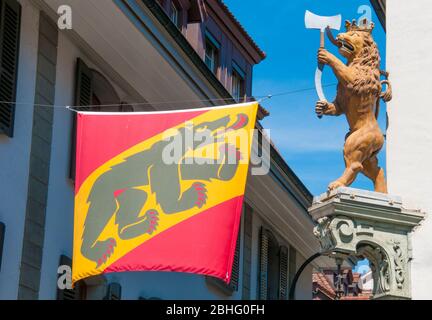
<box><xmin>96</xmin><ymin>238</ymin><xmax>117</xmax><ymax>268</ymax></box>
<box><xmin>192</xmin><ymin>182</ymin><xmax>207</xmax><ymax>208</ymax></box>
<box><xmin>145</xmin><ymin>210</ymin><xmax>159</xmax><ymax>234</ymax></box>
<box><xmin>328</xmin><ymin>180</ymin><xmax>345</xmax><ymax>191</ymax></box>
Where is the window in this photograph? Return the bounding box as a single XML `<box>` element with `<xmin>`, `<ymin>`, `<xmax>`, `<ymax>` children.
<box><xmin>170</xmin><ymin>1</ymin><xmax>181</xmax><ymax>29</ymax></box>
<box><xmin>204</xmin><ymin>31</ymin><xmax>220</xmax><ymax>75</ymax></box>
<box><xmin>105</xmin><ymin>282</ymin><xmax>122</xmax><ymax>300</ymax></box>
<box><xmin>232</xmin><ymin>63</ymin><xmax>245</xmax><ymax>102</ymax></box>
<box><xmin>70</xmin><ymin>58</ymin><xmax>122</xmax><ymax>180</ymax></box>
<box><xmin>259</xmin><ymin>227</ymin><xmax>281</xmax><ymax>300</ymax></box>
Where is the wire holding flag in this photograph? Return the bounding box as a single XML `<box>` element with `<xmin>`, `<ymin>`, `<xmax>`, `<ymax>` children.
<box><xmin>72</xmin><ymin>102</ymin><xmax>258</xmax><ymax>285</ymax></box>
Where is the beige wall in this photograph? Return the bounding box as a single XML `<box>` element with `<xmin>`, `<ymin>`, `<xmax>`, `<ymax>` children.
<box><xmin>295</xmin><ymin>255</ymin><xmax>312</xmax><ymax>300</ymax></box>
<box><xmin>0</xmin><ymin>0</ymin><xmax>40</xmax><ymax>299</ymax></box>
<box><xmin>386</xmin><ymin>0</ymin><xmax>432</xmax><ymax>300</ymax></box>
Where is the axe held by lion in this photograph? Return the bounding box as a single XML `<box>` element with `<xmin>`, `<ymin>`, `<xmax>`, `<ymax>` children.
<box><xmin>305</xmin><ymin>11</ymin><xmax>392</xmax><ymax>193</ymax></box>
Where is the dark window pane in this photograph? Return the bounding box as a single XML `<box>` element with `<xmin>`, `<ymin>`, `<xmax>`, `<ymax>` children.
<box><xmin>205</xmin><ymin>34</ymin><xmax>219</xmax><ymax>75</ymax></box>
<box><xmin>232</xmin><ymin>69</ymin><xmax>245</xmax><ymax>102</ymax></box>
<box><xmin>170</xmin><ymin>2</ymin><xmax>181</xmax><ymax>29</ymax></box>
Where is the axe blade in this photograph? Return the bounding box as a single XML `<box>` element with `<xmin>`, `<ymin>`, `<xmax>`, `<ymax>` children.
<box><xmin>305</xmin><ymin>10</ymin><xmax>342</xmax><ymax>31</ymax></box>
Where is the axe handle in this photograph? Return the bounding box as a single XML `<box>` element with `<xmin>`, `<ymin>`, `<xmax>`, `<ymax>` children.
<box><xmin>317</xmin><ymin>31</ymin><xmax>325</xmax><ymax>119</ymax></box>
<box><xmin>320</xmin><ymin>30</ymin><xmax>325</xmax><ymax>48</ymax></box>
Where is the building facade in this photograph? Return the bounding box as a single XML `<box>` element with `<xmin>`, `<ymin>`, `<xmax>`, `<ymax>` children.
<box><xmin>0</xmin><ymin>0</ymin><xmax>327</xmax><ymax>300</ymax></box>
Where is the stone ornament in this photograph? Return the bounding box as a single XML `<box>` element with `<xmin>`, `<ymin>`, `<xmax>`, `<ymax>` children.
<box><xmin>309</xmin><ymin>187</ymin><xmax>425</xmax><ymax>300</ymax></box>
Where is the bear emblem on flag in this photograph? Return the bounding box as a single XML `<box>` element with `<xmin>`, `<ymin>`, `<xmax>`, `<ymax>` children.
<box><xmin>72</xmin><ymin>102</ymin><xmax>258</xmax><ymax>284</ymax></box>
<box><xmin>82</xmin><ymin>113</ymin><xmax>249</xmax><ymax>266</ymax></box>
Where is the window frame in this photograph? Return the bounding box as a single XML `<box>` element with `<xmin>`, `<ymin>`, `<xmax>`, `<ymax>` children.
<box><xmin>231</xmin><ymin>62</ymin><xmax>246</xmax><ymax>102</ymax></box>
<box><xmin>169</xmin><ymin>1</ymin><xmax>182</xmax><ymax>30</ymax></box>
<box><xmin>204</xmin><ymin>30</ymin><xmax>220</xmax><ymax>76</ymax></box>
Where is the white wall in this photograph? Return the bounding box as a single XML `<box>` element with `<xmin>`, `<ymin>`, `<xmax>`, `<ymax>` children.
<box><xmin>386</xmin><ymin>0</ymin><xmax>432</xmax><ymax>300</ymax></box>
<box><xmin>295</xmin><ymin>256</ymin><xmax>312</xmax><ymax>300</ymax></box>
<box><xmin>0</xmin><ymin>0</ymin><xmax>39</xmax><ymax>299</ymax></box>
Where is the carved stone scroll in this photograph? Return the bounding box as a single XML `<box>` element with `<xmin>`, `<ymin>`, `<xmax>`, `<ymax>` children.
<box><xmin>309</xmin><ymin>187</ymin><xmax>425</xmax><ymax>300</ymax></box>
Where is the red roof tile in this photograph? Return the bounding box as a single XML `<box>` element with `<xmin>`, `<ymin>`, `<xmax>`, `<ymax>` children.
<box><xmin>313</xmin><ymin>272</ymin><xmax>336</xmax><ymax>300</ymax></box>
<box><xmin>340</xmin><ymin>295</ymin><xmax>371</xmax><ymax>300</ymax></box>
<box><xmin>352</xmin><ymin>273</ymin><xmax>361</xmax><ymax>283</ymax></box>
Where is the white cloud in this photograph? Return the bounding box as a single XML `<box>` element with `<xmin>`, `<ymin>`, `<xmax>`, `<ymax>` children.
<box><xmin>357</xmin><ymin>264</ymin><xmax>371</xmax><ymax>275</ymax></box>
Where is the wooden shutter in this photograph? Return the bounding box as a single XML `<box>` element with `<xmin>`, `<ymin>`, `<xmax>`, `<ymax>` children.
<box><xmin>0</xmin><ymin>0</ymin><xmax>21</xmax><ymax>137</ymax></box>
<box><xmin>56</xmin><ymin>255</ymin><xmax>85</xmax><ymax>300</ymax></box>
<box><xmin>230</xmin><ymin>230</ymin><xmax>241</xmax><ymax>291</ymax></box>
<box><xmin>288</xmin><ymin>245</ymin><xmax>297</xmax><ymax>297</ymax></box>
<box><xmin>258</xmin><ymin>227</ymin><xmax>269</xmax><ymax>300</ymax></box>
<box><xmin>241</xmin><ymin>204</ymin><xmax>252</xmax><ymax>300</ymax></box>
<box><xmin>105</xmin><ymin>282</ymin><xmax>122</xmax><ymax>300</ymax></box>
<box><xmin>69</xmin><ymin>58</ymin><xmax>93</xmax><ymax>179</ymax></box>
<box><xmin>278</xmin><ymin>246</ymin><xmax>288</xmax><ymax>300</ymax></box>
<box><xmin>205</xmin><ymin>223</ymin><xmax>241</xmax><ymax>295</ymax></box>
<box><xmin>74</xmin><ymin>58</ymin><xmax>93</xmax><ymax>110</ymax></box>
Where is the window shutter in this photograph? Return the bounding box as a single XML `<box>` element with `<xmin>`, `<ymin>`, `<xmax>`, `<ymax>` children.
<box><xmin>258</xmin><ymin>227</ymin><xmax>269</xmax><ymax>300</ymax></box>
<box><xmin>204</xmin><ymin>222</ymin><xmax>241</xmax><ymax>295</ymax></box>
<box><xmin>69</xmin><ymin>58</ymin><xmax>93</xmax><ymax>179</ymax></box>
<box><xmin>241</xmin><ymin>204</ymin><xmax>252</xmax><ymax>300</ymax></box>
<box><xmin>229</xmin><ymin>230</ymin><xmax>241</xmax><ymax>291</ymax></box>
<box><xmin>278</xmin><ymin>246</ymin><xmax>288</xmax><ymax>300</ymax></box>
<box><xmin>57</xmin><ymin>255</ymin><xmax>82</xmax><ymax>300</ymax></box>
<box><xmin>0</xmin><ymin>0</ymin><xmax>21</xmax><ymax>137</ymax></box>
<box><xmin>74</xmin><ymin>58</ymin><xmax>93</xmax><ymax>110</ymax></box>
<box><xmin>288</xmin><ymin>245</ymin><xmax>297</xmax><ymax>298</ymax></box>
<box><xmin>105</xmin><ymin>282</ymin><xmax>122</xmax><ymax>300</ymax></box>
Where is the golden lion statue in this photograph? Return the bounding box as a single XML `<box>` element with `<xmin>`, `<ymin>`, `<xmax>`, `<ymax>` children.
<box><xmin>316</xmin><ymin>19</ymin><xmax>392</xmax><ymax>193</ymax></box>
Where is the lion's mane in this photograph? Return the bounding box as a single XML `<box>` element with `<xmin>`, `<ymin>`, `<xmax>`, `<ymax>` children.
<box><xmin>347</xmin><ymin>33</ymin><xmax>382</xmax><ymax>98</ymax></box>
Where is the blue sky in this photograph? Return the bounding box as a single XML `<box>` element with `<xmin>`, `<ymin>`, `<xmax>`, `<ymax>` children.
<box><xmin>224</xmin><ymin>0</ymin><xmax>386</xmax><ymax>274</ymax></box>
<box><xmin>224</xmin><ymin>0</ymin><xmax>387</xmax><ymax>196</ymax></box>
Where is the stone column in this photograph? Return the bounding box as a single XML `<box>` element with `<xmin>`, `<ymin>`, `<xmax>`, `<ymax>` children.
<box><xmin>309</xmin><ymin>187</ymin><xmax>425</xmax><ymax>300</ymax></box>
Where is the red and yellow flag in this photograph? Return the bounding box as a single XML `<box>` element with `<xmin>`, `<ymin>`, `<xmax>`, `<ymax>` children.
<box><xmin>72</xmin><ymin>102</ymin><xmax>258</xmax><ymax>284</ymax></box>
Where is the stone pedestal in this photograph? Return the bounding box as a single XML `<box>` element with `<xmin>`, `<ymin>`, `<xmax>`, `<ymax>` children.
<box><xmin>309</xmin><ymin>187</ymin><xmax>425</xmax><ymax>300</ymax></box>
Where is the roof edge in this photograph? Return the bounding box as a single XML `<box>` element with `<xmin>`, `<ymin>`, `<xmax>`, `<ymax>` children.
<box><xmin>370</xmin><ymin>0</ymin><xmax>386</xmax><ymax>32</ymax></box>
<box><xmin>136</xmin><ymin>0</ymin><xmax>268</xmax><ymax>118</ymax></box>
<box><xmin>210</xmin><ymin>0</ymin><xmax>266</xmax><ymax>61</ymax></box>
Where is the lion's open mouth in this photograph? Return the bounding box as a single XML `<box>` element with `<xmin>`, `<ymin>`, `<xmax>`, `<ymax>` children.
<box><xmin>338</xmin><ymin>39</ymin><xmax>355</xmax><ymax>53</ymax></box>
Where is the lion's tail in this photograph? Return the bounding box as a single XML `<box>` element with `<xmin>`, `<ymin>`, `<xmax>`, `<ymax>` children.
<box><xmin>380</xmin><ymin>70</ymin><xmax>392</xmax><ymax>103</ymax></box>
<box><xmin>375</xmin><ymin>70</ymin><xmax>393</xmax><ymax>119</ymax></box>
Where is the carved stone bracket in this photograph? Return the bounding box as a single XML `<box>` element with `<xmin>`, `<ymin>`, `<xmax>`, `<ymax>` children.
<box><xmin>309</xmin><ymin>187</ymin><xmax>425</xmax><ymax>300</ymax></box>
